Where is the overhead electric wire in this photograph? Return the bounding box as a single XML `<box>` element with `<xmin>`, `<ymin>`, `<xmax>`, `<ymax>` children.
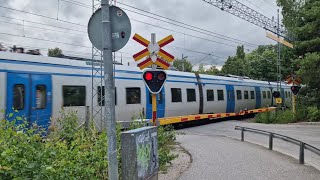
<box><xmin>242</xmin><ymin>0</ymin><xmax>274</xmax><ymax>17</ymax></box>
<box><xmin>53</xmin><ymin>0</ymin><xmax>259</xmax><ymax>47</ymax></box>
<box><xmin>131</xmin><ymin>18</ymin><xmax>238</xmax><ymax>48</ymax></box>
<box><xmin>121</xmin><ymin>7</ymin><xmax>258</xmax><ymax>48</ymax></box>
<box><xmin>0</xmin><ymin>20</ymin><xmax>85</xmax><ymax>36</ymax></box>
<box><xmin>0</xmin><ymin>5</ymin><xmax>87</xmax><ymax>27</ymax></box>
<box><xmin>0</xmin><ymin>32</ymin><xmax>90</xmax><ymax>48</ymax></box>
<box><xmin>117</xmin><ymin>1</ymin><xmax>258</xmax><ymax>47</ymax></box>
<box><xmin>0</xmin><ymin>15</ymin><xmax>87</xmax><ymax>33</ymax></box>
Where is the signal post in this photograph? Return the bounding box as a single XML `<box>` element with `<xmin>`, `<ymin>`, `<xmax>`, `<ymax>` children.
<box><xmin>133</xmin><ymin>33</ymin><xmax>174</xmax><ymax>125</ymax></box>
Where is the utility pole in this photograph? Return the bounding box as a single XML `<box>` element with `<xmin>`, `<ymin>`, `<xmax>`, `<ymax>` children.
<box><xmin>182</xmin><ymin>54</ymin><xmax>185</xmax><ymax>72</ymax></box>
<box><xmin>101</xmin><ymin>0</ymin><xmax>118</xmax><ymax>179</ymax></box>
<box><xmin>277</xmin><ymin>9</ymin><xmax>282</xmax><ymax>107</ymax></box>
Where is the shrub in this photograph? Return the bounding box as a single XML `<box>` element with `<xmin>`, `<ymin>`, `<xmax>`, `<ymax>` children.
<box><xmin>255</xmin><ymin>110</ymin><xmax>296</xmax><ymax>124</ymax></box>
<box><xmin>0</xmin><ymin>110</ymin><xmax>177</xmax><ymax>179</ymax></box>
<box><xmin>307</xmin><ymin>107</ymin><xmax>320</xmax><ymax>122</ymax></box>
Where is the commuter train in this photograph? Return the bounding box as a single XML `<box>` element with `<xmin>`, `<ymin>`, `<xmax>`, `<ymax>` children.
<box><xmin>0</xmin><ymin>51</ymin><xmax>292</xmax><ymax>128</ymax></box>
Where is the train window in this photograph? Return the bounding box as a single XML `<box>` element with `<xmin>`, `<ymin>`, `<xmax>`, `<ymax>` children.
<box><xmin>207</xmin><ymin>89</ymin><xmax>214</xmax><ymax>101</ymax></box>
<box><xmin>250</xmin><ymin>91</ymin><xmax>255</xmax><ymax>99</ymax></box>
<box><xmin>244</xmin><ymin>91</ymin><xmax>249</xmax><ymax>99</ymax></box>
<box><xmin>236</xmin><ymin>90</ymin><xmax>242</xmax><ymax>100</ymax></box>
<box><xmin>36</xmin><ymin>85</ymin><xmax>46</xmax><ymax>109</ymax></box>
<box><xmin>13</xmin><ymin>84</ymin><xmax>25</xmax><ymax>110</ymax></box>
<box><xmin>63</xmin><ymin>86</ymin><xmax>86</xmax><ymax>106</ymax></box>
<box><xmin>126</xmin><ymin>88</ymin><xmax>141</xmax><ymax>104</ymax></box>
<box><xmin>217</xmin><ymin>90</ymin><xmax>224</xmax><ymax>101</ymax></box>
<box><xmin>187</xmin><ymin>89</ymin><xmax>196</xmax><ymax>102</ymax></box>
<box><xmin>149</xmin><ymin>92</ymin><xmax>163</xmax><ymax>104</ymax></box>
<box><xmin>267</xmin><ymin>91</ymin><xmax>271</xmax><ymax>99</ymax></box>
<box><xmin>171</xmin><ymin>88</ymin><xmax>182</xmax><ymax>102</ymax></box>
<box><xmin>262</xmin><ymin>91</ymin><xmax>266</xmax><ymax>99</ymax></box>
<box><xmin>98</xmin><ymin>86</ymin><xmax>117</xmax><ymax>106</ymax></box>
<box><xmin>285</xmin><ymin>91</ymin><xmax>288</xmax><ymax>98</ymax></box>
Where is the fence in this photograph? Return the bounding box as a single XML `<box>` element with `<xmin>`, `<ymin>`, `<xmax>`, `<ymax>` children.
<box><xmin>235</xmin><ymin>126</ymin><xmax>320</xmax><ymax>164</ymax></box>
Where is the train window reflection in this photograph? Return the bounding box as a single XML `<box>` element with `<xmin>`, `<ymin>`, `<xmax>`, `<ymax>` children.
<box><xmin>267</xmin><ymin>91</ymin><xmax>271</xmax><ymax>99</ymax></box>
<box><xmin>171</xmin><ymin>88</ymin><xmax>182</xmax><ymax>102</ymax></box>
<box><xmin>236</xmin><ymin>90</ymin><xmax>242</xmax><ymax>100</ymax></box>
<box><xmin>36</xmin><ymin>85</ymin><xmax>46</xmax><ymax>109</ymax></box>
<box><xmin>63</xmin><ymin>86</ymin><xmax>86</xmax><ymax>106</ymax></box>
<box><xmin>207</xmin><ymin>89</ymin><xmax>214</xmax><ymax>101</ymax></box>
<box><xmin>187</xmin><ymin>89</ymin><xmax>196</xmax><ymax>102</ymax></box>
<box><xmin>244</xmin><ymin>90</ymin><xmax>249</xmax><ymax>99</ymax></box>
<box><xmin>250</xmin><ymin>91</ymin><xmax>255</xmax><ymax>99</ymax></box>
<box><xmin>13</xmin><ymin>84</ymin><xmax>25</xmax><ymax>110</ymax></box>
<box><xmin>262</xmin><ymin>91</ymin><xmax>267</xmax><ymax>99</ymax></box>
<box><xmin>217</xmin><ymin>90</ymin><xmax>224</xmax><ymax>101</ymax></box>
<box><xmin>126</xmin><ymin>87</ymin><xmax>141</xmax><ymax>104</ymax></box>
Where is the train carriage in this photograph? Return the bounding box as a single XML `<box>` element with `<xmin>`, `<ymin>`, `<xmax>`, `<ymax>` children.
<box><xmin>0</xmin><ymin>51</ymin><xmax>292</xmax><ymax>128</ymax></box>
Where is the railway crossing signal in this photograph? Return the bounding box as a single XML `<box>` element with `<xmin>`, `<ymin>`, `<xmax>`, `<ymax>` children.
<box><xmin>143</xmin><ymin>70</ymin><xmax>167</xmax><ymax>94</ymax></box>
<box><xmin>291</xmin><ymin>85</ymin><xmax>301</xmax><ymax>95</ymax></box>
<box><xmin>272</xmin><ymin>91</ymin><xmax>280</xmax><ymax>98</ymax></box>
<box><xmin>132</xmin><ymin>33</ymin><xmax>174</xmax><ymax>126</ymax></box>
<box><xmin>132</xmin><ymin>33</ymin><xmax>174</xmax><ymax>70</ymax></box>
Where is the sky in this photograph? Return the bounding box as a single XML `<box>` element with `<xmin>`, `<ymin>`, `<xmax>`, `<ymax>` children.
<box><xmin>0</xmin><ymin>0</ymin><xmax>283</xmax><ymax>69</ymax></box>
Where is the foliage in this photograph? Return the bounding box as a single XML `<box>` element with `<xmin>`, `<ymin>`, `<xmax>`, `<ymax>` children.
<box><xmin>0</xmin><ymin>110</ymin><xmax>177</xmax><ymax>179</ymax></box>
<box><xmin>278</xmin><ymin>0</ymin><xmax>320</xmax><ymax>110</ymax></box>
<box><xmin>48</xmin><ymin>47</ymin><xmax>63</xmax><ymax>57</ymax></box>
<box><xmin>306</xmin><ymin>107</ymin><xmax>320</xmax><ymax>122</ymax></box>
<box><xmin>255</xmin><ymin>110</ymin><xmax>296</xmax><ymax>124</ymax></box>
<box><xmin>173</xmin><ymin>58</ymin><xmax>193</xmax><ymax>72</ymax></box>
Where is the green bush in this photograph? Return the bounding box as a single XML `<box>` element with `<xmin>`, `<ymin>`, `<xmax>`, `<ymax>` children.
<box><xmin>307</xmin><ymin>107</ymin><xmax>320</xmax><ymax>122</ymax></box>
<box><xmin>0</xmin><ymin>110</ymin><xmax>177</xmax><ymax>179</ymax></box>
<box><xmin>255</xmin><ymin>110</ymin><xmax>296</xmax><ymax>124</ymax></box>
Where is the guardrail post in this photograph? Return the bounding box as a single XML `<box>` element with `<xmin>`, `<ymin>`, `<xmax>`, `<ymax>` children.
<box><xmin>299</xmin><ymin>142</ymin><xmax>305</xmax><ymax>164</ymax></box>
<box><xmin>269</xmin><ymin>133</ymin><xmax>273</xmax><ymax>150</ymax></box>
<box><xmin>241</xmin><ymin>127</ymin><xmax>244</xmax><ymax>141</ymax></box>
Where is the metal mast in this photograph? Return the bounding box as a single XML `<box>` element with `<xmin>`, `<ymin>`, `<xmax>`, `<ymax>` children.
<box><xmin>91</xmin><ymin>0</ymin><xmax>104</xmax><ymax>131</ymax></box>
<box><xmin>202</xmin><ymin>0</ymin><xmax>288</xmax><ymax>39</ymax></box>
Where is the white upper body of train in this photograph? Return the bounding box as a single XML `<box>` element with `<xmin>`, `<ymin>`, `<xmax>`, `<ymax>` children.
<box><xmin>0</xmin><ymin>51</ymin><xmax>292</xmax><ymax>128</ymax></box>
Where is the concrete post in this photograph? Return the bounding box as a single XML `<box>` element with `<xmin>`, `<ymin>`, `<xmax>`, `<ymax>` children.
<box><xmin>121</xmin><ymin>126</ymin><xmax>159</xmax><ymax>180</ymax></box>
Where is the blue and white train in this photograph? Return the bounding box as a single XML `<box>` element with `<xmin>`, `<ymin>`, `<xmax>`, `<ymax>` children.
<box><xmin>0</xmin><ymin>51</ymin><xmax>292</xmax><ymax>128</ymax></box>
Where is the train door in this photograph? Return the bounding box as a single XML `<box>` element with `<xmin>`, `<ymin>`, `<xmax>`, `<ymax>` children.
<box><xmin>255</xmin><ymin>87</ymin><xmax>261</xmax><ymax>108</ymax></box>
<box><xmin>6</xmin><ymin>73</ymin><xmax>31</xmax><ymax>123</ymax></box>
<box><xmin>226</xmin><ymin>85</ymin><xmax>235</xmax><ymax>113</ymax></box>
<box><xmin>6</xmin><ymin>73</ymin><xmax>52</xmax><ymax>129</ymax></box>
<box><xmin>30</xmin><ymin>74</ymin><xmax>52</xmax><ymax>128</ymax></box>
<box><xmin>146</xmin><ymin>87</ymin><xmax>165</xmax><ymax>119</ymax></box>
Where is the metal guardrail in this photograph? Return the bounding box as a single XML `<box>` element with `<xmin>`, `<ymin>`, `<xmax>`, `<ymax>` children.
<box><xmin>235</xmin><ymin>126</ymin><xmax>320</xmax><ymax>164</ymax></box>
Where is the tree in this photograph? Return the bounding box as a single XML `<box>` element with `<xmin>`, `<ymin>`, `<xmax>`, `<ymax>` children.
<box><xmin>278</xmin><ymin>0</ymin><xmax>320</xmax><ymax>107</ymax></box>
<box><xmin>48</xmin><ymin>47</ymin><xmax>63</xmax><ymax>57</ymax></box>
<box><xmin>205</xmin><ymin>65</ymin><xmax>220</xmax><ymax>75</ymax></box>
<box><xmin>173</xmin><ymin>58</ymin><xmax>193</xmax><ymax>72</ymax></box>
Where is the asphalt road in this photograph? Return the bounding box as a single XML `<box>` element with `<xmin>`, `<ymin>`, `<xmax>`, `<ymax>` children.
<box><xmin>177</xmin><ymin>121</ymin><xmax>320</xmax><ymax>180</ymax></box>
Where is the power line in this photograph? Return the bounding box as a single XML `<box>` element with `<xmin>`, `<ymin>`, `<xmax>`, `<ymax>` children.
<box><xmin>55</xmin><ymin>0</ymin><xmax>259</xmax><ymax>47</ymax></box>
<box><xmin>117</xmin><ymin>1</ymin><xmax>258</xmax><ymax>47</ymax></box>
<box><xmin>0</xmin><ymin>5</ymin><xmax>87</xmax><ymax>27</ymax></box>
<box><xmin>0</xmin><ymin>32</ymin><xmax>90</xmax><ymax>48</ymax></box>
<box><xmin>242</xmin><ymin>0</ymin><xmax>274</xmax><ymax>17</ymax></box>
<box><xmin>0</xmin><ymin>15</ymin><xmax>87</xmax><ymax>33</ymax></box>
<box><xmin>0</xmin><ymin>20</ymin><xmax>85</xmax><ymax>36</ymax></box>
<box><xmin>121</xmin><ymin>7</ymin><xmax>258</xmax><ymax>47</ymax></box>
<box><xmin>130</xmin><ymin>18</ymin><xmax>238</xmax><ymax>48</ymax></box>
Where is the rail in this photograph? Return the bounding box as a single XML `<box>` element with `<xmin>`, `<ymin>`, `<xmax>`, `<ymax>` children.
<box><xmin>235</xmin><ymin>126</ymin><xmax>320</xmax><ymax>164</ymax></box>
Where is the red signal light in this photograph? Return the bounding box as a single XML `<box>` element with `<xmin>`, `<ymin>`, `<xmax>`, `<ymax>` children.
<box><xmin>145</xmin><ymin>72</ymin><xmax>153</xmax><ymax>81</ymax></box>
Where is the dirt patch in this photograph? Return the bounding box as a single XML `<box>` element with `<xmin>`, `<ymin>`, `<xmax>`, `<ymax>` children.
<box><xmin>158</xmin><ymin>143</ymin><xmax>192</xmax><ymax>180</ymax></box>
